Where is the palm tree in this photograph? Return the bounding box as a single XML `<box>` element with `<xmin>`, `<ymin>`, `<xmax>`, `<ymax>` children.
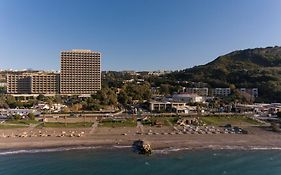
<box><xmin>64</xmin><ymin>116</ymin><xmax>67</xmax><ymax>127</ymax></box>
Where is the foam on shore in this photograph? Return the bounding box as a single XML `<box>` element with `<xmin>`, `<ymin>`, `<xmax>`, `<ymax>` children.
<box><xmin>0</xmin><ymin>146</ymin><xmax>101</xmax><ymax>156</ymax></box>
<box><xmin>2</xmin><ymin>144</ymin><xmax>281</xmax><ymax>156</ymax></box>
<box><xmin>153</xmin><ymin>145</ymin><xmax>281</xmax><ymax>154</ymax></box>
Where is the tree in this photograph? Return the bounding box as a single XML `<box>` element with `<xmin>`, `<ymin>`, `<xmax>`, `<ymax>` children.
<box><xmin>13</xmin><ymin>114</ymin><xmax>21</xmax><ymax>120</ymax></box>
<box><xmin>229</xmin><ymin>84</ymin><xmax>236</xmax><ymax>91</ymax></box>
<box><xmin>94</xmin><ymin>87</ymin><xmax>118</xmax><ymax>106</ymax></box>
<box><xmin>63</xmin><ymin>106</ymin><xmax>70</xmax><ymax>113</ymax></box>
<box><xmin>238</xmin><ymin>91</ymin><xmax>254</xmax><ymax>104</ymax></box>
<box><xmin>36</xmin><ymin>94</ymin><xmax>45</xmax><ymax>101</ymax></box>
<box><xmin>70</xmin><ymin>104</ymin><xmax>83</xmax><ymax>112</ymax></box>
<box><xmin>54</xmin><ymin>95</ymin><xmax>62</xmax><ymax>103</ymax></box>
<box><xmin>118</xmin><ymin>91</ymin><xmax>129</xmax><ymax>105</ymax></box>
<box><xmin>277</xmin><ymin>112</ymin><xmax>281</xmax><ymax>119</ymax></box>
<box><xmin>82</xmin><ymin>96</ymin><xmax>101</xmax><ymax>111</ymax></box>
<box><xmin>6</xmin><ymin>95</ymin><xmax>16</xmax><ymax>108</ymax></box>
<box><xmin>159</xmin><ymin>84</ymin><xmax>170</xmax><ymax>95</ymax></box>
<box><xmin>28</xmin><ymin>113</ymin><xmax>35</xmax><ymax>120</ymax></box>
<box><xmin>107</xmin><ymin>89</ymin><xmax>118</xmax><ymax>105</ymax></box>
<box><xmin>0</xmin><ymin>95</ymin><xmax>8</xmax><ymax>108</ymax></box>
<box><xmin>123</xmin><ymin>82</ymin><xmax>152</xmax><ymax>102</ymax></box>
<box><xmin>0</xmin><ymin>87</ymin><xmax>6</xmax><ymax>94</ymax></box>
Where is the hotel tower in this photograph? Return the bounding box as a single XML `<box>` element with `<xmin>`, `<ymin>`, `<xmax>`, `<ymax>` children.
<box><xmin>60</xmin><ymin>49</ymin><xmax>101</xmax><ymax>95</ymax></box>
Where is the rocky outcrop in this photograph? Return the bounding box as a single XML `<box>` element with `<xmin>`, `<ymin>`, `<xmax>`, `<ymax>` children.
<box><xmin>132</xmin><ymin>140</ymin><xmax>152</xmax><ymax>155</ymax></box>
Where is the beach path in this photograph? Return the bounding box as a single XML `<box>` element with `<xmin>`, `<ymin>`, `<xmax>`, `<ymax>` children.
<box><xmin>89</xmin><ymin>119</ymin><xmax>98</xmax><ymax>134</ymax></box>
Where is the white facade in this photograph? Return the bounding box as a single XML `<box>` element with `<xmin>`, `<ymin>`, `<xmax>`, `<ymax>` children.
<box><xmin>172</xmin><ymin>94</ymin><xmax>204</xmax><ymax>103</ymax></box>
<box><xmin>0</xmin><ymin>83</ymin><xmax>6</xmax><ymax>87</ymax></box>
<box><xmin>239</xmin><ymin>88</ymin><xmax>258</xmax><ymax>97</ymax></box>
<box><xmin>149</xmin><ymin>101</ymin><xmax>186</xmax><ymax>111</ymax></box>
<box><xmin>183</xmin><ymin>87</ymin><xmax>208</xmax><ymax>96</ymax></box>
<box><xmin>214</xmin><ymin>88</ymin><xmax>231</xmax><ymax>96</ymax></box>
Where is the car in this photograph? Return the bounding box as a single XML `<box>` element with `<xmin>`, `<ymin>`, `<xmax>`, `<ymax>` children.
<box><xmin>241</xmin><ymin>129</ymin><xmax>248</xmax><ymax>134</ymax></box>
<box><xmin>233</xmin><ymin>126</ymin><xmax>242</xmax><ymax>133</ymax></box>
<box><xmin>224</xmin><ymin>124</ymin><xmax>232</xmax><ymax>128</ymax></box>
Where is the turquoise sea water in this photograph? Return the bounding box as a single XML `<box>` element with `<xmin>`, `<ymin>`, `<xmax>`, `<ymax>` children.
<box><xmin>0</xmin><ymin>147</ymin><xmax>281</xmax><ymax>175</ymax></box>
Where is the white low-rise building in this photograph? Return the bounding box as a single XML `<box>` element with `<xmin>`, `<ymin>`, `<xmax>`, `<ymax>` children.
<box><xmin>172</xmin><ymin>106</ymin><xmax>189</xmax><ymax>114</ymax></box>
<box><xmin>182</xmin><ymin>87</ymin><xmax>209</xmax><ymax>96</ymax></box>
<box><xmin>34</xmin><ymin>103</ymin><xmax>66</xmax><ymax>112</ymax></box>
<box><xmin>149</xmin><ymin>101</ymin><xmax>186</xmax><ymax>112</ymax></box>
<box><xmin>0</xmin><ymin>108</ymin><xmax>40</xmax><ymax>118</ymax></box>
<box><xmin>239</xmin><ymin>88</ymin><xmax>258</xmax><ymax>97</ymax></box>
<box><xmin>172</xmin><ymin>93</ymin><xmax>204</xmax><ymax>103</ymax></box>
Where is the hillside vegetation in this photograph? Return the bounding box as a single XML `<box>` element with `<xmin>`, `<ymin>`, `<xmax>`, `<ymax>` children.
<box><xmin>167</xmin><ymin>46</ymin><xmax>281</xmax><ymax>102</ymax></box>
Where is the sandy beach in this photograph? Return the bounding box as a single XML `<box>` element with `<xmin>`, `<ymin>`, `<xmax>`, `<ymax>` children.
<box><xmin>0</xmin><ymin>125</ymin><xmax>280</xmax><ymax>151</ymax></box>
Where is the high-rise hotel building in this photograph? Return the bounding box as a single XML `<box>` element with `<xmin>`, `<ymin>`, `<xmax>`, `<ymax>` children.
<box><xmin>60</xmin><ymin>50</ymin><xmax>101</xmax><ymax>94</ymax></box>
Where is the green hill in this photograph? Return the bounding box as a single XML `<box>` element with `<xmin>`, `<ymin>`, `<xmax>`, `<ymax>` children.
<box><xmin>168</xmin><ymin>46</ymin><xmax>281</xmax><ymax>102</ymax></box>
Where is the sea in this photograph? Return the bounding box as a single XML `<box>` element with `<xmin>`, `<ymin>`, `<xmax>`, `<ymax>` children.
<box><xmin>0</xmin><ymin>146</ymin><xmax>281</xmax><ymax>175</ymax></box>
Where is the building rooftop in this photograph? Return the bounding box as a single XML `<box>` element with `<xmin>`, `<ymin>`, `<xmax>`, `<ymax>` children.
<box><xmin>7</xmin><ymin>71</ymin><xmax>59</xmax><ymax>76</ymax></box>
<box><xmin>61</xmin><ymin>49</ymin><xmax>100</xmax><ymax>53</ymax></box>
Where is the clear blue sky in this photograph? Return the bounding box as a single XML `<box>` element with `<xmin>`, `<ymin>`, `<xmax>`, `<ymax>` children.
<box><xmin>0</xmin><ymin>0</ymin><xmax>281</xmax><ymax>71</ymax></box>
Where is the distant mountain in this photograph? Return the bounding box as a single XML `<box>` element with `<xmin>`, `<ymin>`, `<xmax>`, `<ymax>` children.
<box><xmin>168</xmin><ymin>46</ymin><xmax>281</xmax><ymax>102</ymax></box>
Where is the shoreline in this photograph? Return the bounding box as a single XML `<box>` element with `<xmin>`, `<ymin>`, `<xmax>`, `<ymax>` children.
<box><xmin>2</xmin><ymin>143</ymin><xmax>281</xmax><ymax>156</ymax></box>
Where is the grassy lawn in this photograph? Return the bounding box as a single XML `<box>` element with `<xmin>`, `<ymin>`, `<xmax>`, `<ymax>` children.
<box><xmin>167</xmin><ymin>116</ymin><xmax>180</xmax><ymax>125</ymax></box>
<box><xmin>0</xmin><ymin>124</ymin><xmax>28</xmax><ymax>129</ymax></box>
<box><xmin>100</xmin><ymin>119</ymin><xmax>137</xmax><ymax>127</ymax></box>
<box><xmin>0</xmin><ymin>120</ymin><xmax>38</xmax><ymax>129</ymax></box>
<box><xmin>6</xmin><ymin>120</ymin><xmax>40</xmax><ymax>125</ymax></box>
<box><xmin>142</xmin><ymin>116</ymin><xmax>180</xmax><ymax>126</ymax></box>
<box><xmin>199</xmin><ymin>115</ymin><xmax>261</xmax><ymax>126</ymax></box>
<box><xmin>38</xmin><ymin>122</ymin><xmax>94</xmax><ymax>128</ymax></box>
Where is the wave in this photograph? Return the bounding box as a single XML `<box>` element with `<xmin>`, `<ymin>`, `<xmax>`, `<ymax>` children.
<box><xmin>206</xmin><ymin>145</ymin><xmax>281</xmax><ymax>151</ymax></box>
<box><xmin>153</xmin><ymin>147</ymin><xmax>191</xmax><ymax>154</ymax></box>
<box><xmin>112</xmin><ymin>145</ymin><xmax>131</xmax><ymax>149</ymax></box>
<box><xmin>0</xmin><ymin>145</ymin><xmax>135</xmax><ymax>156</ymax></box>
<box><xmin>0</xmin><ymin>146</ymin><xmax>101</xmax><ymax>156</ymax></box>
<box><xmin>248</xmin><ymin>146</ymin><xmax>281</xmax><ymax>150</ymax></box>
<box><xmin>153</xmin><ymin>145</ymin><xmax>281</xmax><ymax>154</ymax></box>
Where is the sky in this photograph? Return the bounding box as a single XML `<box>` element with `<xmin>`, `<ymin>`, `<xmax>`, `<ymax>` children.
<box><xmin>0</xmin><ymin>0</ymin><xmax>281</xmax><ymax>71</ymax></box>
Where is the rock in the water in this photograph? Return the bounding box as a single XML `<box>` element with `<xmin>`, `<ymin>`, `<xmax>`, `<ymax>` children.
<box><xmin>132</xmin><ymin>140</ymin><xmax>152</xmax><ymax>155</ymax></box>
